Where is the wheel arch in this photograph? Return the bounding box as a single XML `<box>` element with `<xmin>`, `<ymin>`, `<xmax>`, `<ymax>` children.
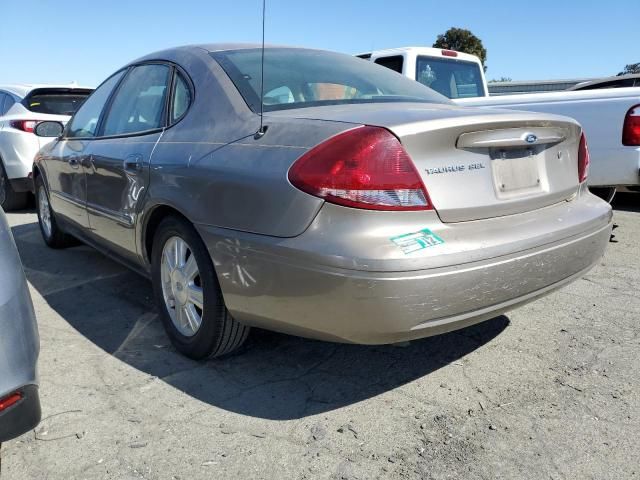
<box><xmin>141</xmin><ymin>203</ymin><xmax>195</xmax><ymax>266</ymax></box>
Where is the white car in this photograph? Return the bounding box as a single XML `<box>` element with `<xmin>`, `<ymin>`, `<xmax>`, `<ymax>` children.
<box><xmin>0</xmin><ymin>84</ymin><xmax>92</xmax><ymax>210</ymax></box>
<box><xmin>359</xmin><ymin>47</ymin><xmax>640</xmax><ymax>200</ymax></box>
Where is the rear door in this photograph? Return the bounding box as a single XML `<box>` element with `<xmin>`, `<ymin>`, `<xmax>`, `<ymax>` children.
<box><xmin>46</xmin><ymin>71</ymin><xmax>125</xmax><ymax>228</ymax></box>
<box><xmin>85</xmin><ymin>63</ymin><xmax>172</xmax><ymax>261</ymax></box>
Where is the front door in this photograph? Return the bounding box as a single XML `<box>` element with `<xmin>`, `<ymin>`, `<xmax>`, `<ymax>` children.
<box><xmin>45</xmin><ymin>138</ymin><xmax>90</xmax><ymax>229</ymax></box>
<box><xmin>85</xmin><ymin>64</ymin><xmax>171</xmax><ymax>262</ymax></box>
<box><xmin>46</xmin><ymin>70</ymin><xmax>127</xmax><ymax>229</ymax></box>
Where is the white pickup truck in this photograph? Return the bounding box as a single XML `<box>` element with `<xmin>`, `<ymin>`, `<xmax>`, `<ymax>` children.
<box><xmin>358</xmin><ymin>47</ymin><xmax>640</xmax><ymax>200</ymax></box>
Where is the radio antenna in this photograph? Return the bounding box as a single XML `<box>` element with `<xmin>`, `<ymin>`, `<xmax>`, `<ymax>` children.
<box><xmin>255</xmin><ymin>0</ymin><xmax>267</xmax><ymax>138</ymax></box>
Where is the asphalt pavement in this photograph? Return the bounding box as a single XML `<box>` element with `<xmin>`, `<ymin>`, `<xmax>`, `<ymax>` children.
<box><xmin>1</xmin><ymin>194</ymin><xmax>638</xmax><ymax>479</ymax></box>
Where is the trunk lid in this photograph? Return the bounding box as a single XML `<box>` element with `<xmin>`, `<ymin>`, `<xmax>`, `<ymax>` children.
<box><xmin>269</xmin><ymin>103</ymin><xmax>582</xmax><ymax>222</ymax></box>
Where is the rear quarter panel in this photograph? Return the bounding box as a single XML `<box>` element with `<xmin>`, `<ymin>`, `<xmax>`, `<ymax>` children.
<box><xmin>141</xmin><ymin>49</ymin><xmax>353</xmax><ymax>239</ymax></box>
<box><xmin>0</xmin><ymin>210</ymin><xmax>38</xmax><ymax>397</ymax></box>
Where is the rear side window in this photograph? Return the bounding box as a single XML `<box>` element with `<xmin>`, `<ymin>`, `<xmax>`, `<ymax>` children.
<box><xmin>415</xmin><ymin>56</ymin><xmax>485</xmax><ymax>99</ymax></box>
<box><xmin>4</xmin><ymin>95</ymin><xmax>15</xmax><ymax>114</ymax></box>
<box><xmin>374</xmin><ymin>55</ymin><xmax>404</xmax><ymax>74</ymax></box>
<box><xmin>24</xmin><ymin>89</ymin><xmax>92</xmax><ymax>115</ymax></box>
<box><xmin>102</xmin><ymin>64</ymin><xmax>170</xmax><ymax>136</ymax></box>
<box><xmin>67</xmin><ymin>71</ymin><xmax>126</xmax><ymax>138</ymax></box>
<box><xmin>171</xmin><ymin>71</ymin><xmax>191</xmax><ymax>123</ymax></box>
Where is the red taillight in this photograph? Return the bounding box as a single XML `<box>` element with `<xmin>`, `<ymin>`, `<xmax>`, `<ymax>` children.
<box><xmin>578</xmin><ymin>132</ymin><xmax>590</xmax><ymax>183</ymax></box>
<box><xmin>288</xmin><ymin>126</ymin><xmax>431</xmax><ymax>211</ymax></box>
<box><xmin>0</xmin><ymin>391</ymin><xmax>23</xmax><ymax>412</ymax></box>
<box><xmin>10</xmin><ymin>120</ymin><xmax>38</xmax><ymax>133</ymax></box>
<box><xmin>441</xmin><ymin>49</ymin><xmax>458</xmax><ymax>57</ymax></box>
<box><xmin>622</xmin><ymin>104</ymin><xmax>640</xmax><ymax>146</ymax></box>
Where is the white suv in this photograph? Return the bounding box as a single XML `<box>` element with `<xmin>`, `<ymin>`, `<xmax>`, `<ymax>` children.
<box><xmin>0</xmin><ymin>84</ymin><xmax>92</xmax><ymax>210</ymax></box>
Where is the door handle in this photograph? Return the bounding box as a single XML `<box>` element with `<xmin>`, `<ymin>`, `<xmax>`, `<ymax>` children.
<box><xmin>123</xmin><ymin>154</ymin><xmax>143</xmax><ymax>172</ymax></box>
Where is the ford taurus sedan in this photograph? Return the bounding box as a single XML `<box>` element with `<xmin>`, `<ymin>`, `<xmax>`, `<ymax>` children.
<box><xmin>0</xmin><ymin>207</ymin><xmax>40</xmax><ymax>441</ymax></box>
<box><xmin>32</xmin><ymin>44</ymin><xmax>612</xmax><ymax>359</ymax></box>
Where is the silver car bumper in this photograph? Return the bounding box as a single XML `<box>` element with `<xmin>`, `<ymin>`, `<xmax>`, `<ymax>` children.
<box><xmin>198</xmin><ymin>191</ymin><xmax>612</xmax><ymax>344</ymax></box>
<box><xmin>0</xmin><ymin>211</ymin><xmax>41</xmax><ymax>441</ymax></box>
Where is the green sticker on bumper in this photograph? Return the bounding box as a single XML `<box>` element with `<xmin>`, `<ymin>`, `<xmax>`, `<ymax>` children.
<box><xmin>390</xmin><ymin>228</ymin><xmax>444</xmax><ymax>254</ymax></box>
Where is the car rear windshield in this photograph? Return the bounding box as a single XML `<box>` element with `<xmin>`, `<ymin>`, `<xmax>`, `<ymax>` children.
<box><xmin>211</xmin><ymin>48</ymin><xmax>450</xmax><ymax>112</ymax></box>
<box><xmin>23</xmin><ymin>88</ymin><xmax>93</xmax><ymax>115</ymax></box>
<box><xmin>415</xmin><ymin>56</ymin><xmax>485</xmax><ymax>99</ymax></box>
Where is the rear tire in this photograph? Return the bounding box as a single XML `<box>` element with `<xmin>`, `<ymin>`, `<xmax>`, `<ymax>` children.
<box><xmin>0</xmin><ymin>161</ymin><xmax>29</xmax><ymax>211</ymax></box>
<box><xmin>35</xmin><ymin>176</ymin><xmax>76</xmax><ymax>249</ymax></box>
<box><xmin>589</xmin><ymin>186</ymin><xmax>617</xmax><ymax>203</ymax></box>
<box><xmin>151</xmin><ymin>215</ymin><xmax>250</xmax><ymax>360</ymax></box>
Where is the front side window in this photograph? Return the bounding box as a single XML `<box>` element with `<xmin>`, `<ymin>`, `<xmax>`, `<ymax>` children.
<box><xmin>102</xmin><ymin>64</ymin><xmax>170</xmax><ymax>136</ymax></box>
<box><xmin>212</xmin><ymin>48</ymin><xmax>449</xmax><ymax>112</ymax></box>
<box><xmin>67</xmin><ymin>71</ymin><xmax>126</xmax><ymax>138</ymax></box>
<box><xmin>415</xmin><ymin>56</ymin><xmax>485</xmax><ymax>99</ymax></box>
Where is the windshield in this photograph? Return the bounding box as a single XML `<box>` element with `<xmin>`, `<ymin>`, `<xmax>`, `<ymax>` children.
<box><xmin>211</xmin><ymin>48</ymin><xmax>450</xmax><ymax>112</ymax></box>
<box><xmin>24</xmin><ymin>89</ymin><xmax>93</xmax><ymax>116</ymax></box>
<box><xmin>415</xmin><ymin>56</ymin><xmax>485</xmax><ymax>99</ymax></box>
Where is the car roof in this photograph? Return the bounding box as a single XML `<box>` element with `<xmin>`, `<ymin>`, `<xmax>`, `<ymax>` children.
<box><xmin>0</xmin><ymin>83</ymin><xmax>93</xmax><ymax>99</ymax></box>
<box><xmin>130</xmin><ymin>43</ymin><xmax>325</xmax><ymax>67</ymax></box>
<box><xmin>356</xmin><ymin>46</ymin><xmax>483</xmax><ymax>64</ymax></box>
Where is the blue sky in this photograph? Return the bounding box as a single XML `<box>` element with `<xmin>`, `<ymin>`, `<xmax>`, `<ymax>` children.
<box><xmin>1</xmin><ymin>0</ymin><xmax>637</xmax><ymax>87</ymax></box>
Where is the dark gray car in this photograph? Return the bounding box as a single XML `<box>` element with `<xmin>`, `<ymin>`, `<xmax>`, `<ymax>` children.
<box><xmin>0</xmin><ymin>207</ymin><xmax>40</xmax><ymax>441</ymax></box>
<box><xmin>33</xmin><ymin>45</ymin><xmax>611</xmax><ymax>360</ymax></box>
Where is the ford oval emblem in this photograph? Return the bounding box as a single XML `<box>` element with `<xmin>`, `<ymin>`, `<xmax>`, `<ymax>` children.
<box><xmin>525</xmin><ymin>134</ymin><xmax>537</xmax><ymax>144</ymax></box>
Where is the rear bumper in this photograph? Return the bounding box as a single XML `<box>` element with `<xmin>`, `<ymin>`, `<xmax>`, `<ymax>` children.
<box><xmin>0</xmin><ymin>385</ymin><xmax>41</xmax><ymax>442</ymax></box>
<box><xmin>198</xmin><ymin>193</ymin><xmax>612</xmax><ymax>344</ymax></box>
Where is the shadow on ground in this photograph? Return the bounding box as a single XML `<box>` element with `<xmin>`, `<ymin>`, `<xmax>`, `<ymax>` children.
<box><xmin>612</xmin><ymin>192</ymin><xmax>639</xmax><ymax>213</ymax></box>
<box><xmin>12</xmin><ymin>221</ymin><xmax>509</xmax><ymax>420</ymax></box>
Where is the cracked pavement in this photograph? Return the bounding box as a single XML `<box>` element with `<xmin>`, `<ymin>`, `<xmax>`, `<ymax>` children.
<box><xmin>0</xmin><ymin>194</ymin><xmax>638</xmax><ymax>479</ymax></box>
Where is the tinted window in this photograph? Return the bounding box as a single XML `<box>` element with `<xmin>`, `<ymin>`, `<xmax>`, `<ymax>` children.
<box><xmin>24</xmin><ymin>89</ymin><xmax>92</xmax><ymax>115</ymax></box>
<box><xmin>374</xmin><ymin>55</ymin><xmax>404</xmax><ymax>74</ymax></box>
<box><xmin>171</xmin><ymin>71</ymin><xmax>191</xmax><ymax>122</ymax></box>
<box><xmin>212</xmin><ymin>48</ymin><xmax>449</xmax><ymax>112</ymax></box>
<box><xmin>102</xmin><ymin>64</ymin><xmax>170</xmax><ymax>136</ymax></box>
<box><xmin>0</xmin><ymin>94</ymin><xmax>6</xmax><ymax>115</ymax></box>
<box><xmin>415</xmin><ymin>56</ymin><xmax>485</xmax><ymax>99</ymax></box>
<box><xmin>67</xmin><ymin>71</ymin><xmax>126</xmax><ymax>138</ymax></box>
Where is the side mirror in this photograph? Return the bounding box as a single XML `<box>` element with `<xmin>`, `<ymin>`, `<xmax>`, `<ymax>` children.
<box><xmin>34</xmin><ymin>121</ymin><xmax>64</xmax><ymax>138</ymax></box>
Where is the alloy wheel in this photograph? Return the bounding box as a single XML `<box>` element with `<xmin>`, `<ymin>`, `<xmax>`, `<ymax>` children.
<box><xmin>160</xmin><ymin>236</ymin><xmax>204</xmax><ymax>337</ymax></box>
<box><xmin>38</xmin><ymin>186</ymin><xmax>52</xmax><ymax>239</ymax></box>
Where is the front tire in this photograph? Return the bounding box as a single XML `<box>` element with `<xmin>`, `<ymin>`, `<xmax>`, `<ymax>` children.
<box><xmin>151</xmin><ymin>216</ymin><xmax>250</xmax><ymax>360</ymax></box>
<box><xmin>35</xmin><ymin>176</ymin><xmax>76</xmax><ymax>248</ymax></box>
<box><xmin>0</xmin><ymin>161</ymin><xmax>28</xmax><ymax>211</ymax></box>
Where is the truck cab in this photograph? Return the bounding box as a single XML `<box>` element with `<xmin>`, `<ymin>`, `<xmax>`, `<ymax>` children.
<box><xmin>357</xmin><ymin>47</ymin><xmax>488</xmax><ymax>99</ymax></box>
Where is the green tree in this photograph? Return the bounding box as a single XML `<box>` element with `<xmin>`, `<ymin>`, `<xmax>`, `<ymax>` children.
<box><xmin>433</xmin><ymin>27</ymin><xmax>487</xmax><ymax>71</ymax></box>
<box><xmin>488</xmin><ymin>77</ymin><xmax>512</xmax><ymax>83</ymax></box>
<box><xmin>617</xmin><ymin>63</ymin><xmax>640</xmax><ymax>76</ymax></box>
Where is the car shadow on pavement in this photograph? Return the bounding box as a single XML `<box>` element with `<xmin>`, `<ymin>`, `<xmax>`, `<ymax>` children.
<box><xmin>612</xmin><ymin>192</ymin><xmax>639</xmax><ymax>213</ymax></box>
<box><xmin>12</xmin><ymin>221</ymin><xmax>510</xmax><ymax>421</ymax></box>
